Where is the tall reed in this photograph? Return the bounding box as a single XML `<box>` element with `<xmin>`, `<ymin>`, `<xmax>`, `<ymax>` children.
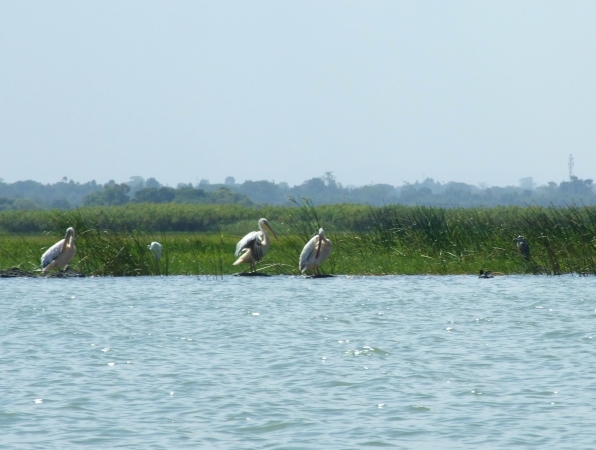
<box><xmin>358</xmin><ymin>205</ymin><xmax>596</xmax><ymax>275</ymax></box>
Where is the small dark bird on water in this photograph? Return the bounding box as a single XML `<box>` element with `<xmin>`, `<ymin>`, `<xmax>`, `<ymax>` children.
<box><xmin>516</xmin><ymin>236</ymin><xmax>530</xmax><ymax>260</ymax></box>
<box><xmin>479</xmin><ymin>270</ymin><xmax>494</xmax><ymax>278</ymax></box>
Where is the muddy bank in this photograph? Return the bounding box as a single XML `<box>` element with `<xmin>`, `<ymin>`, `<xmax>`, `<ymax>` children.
<box><xmin>0</xmin><ymin>267</ymin><xmax>85</xmax><ymax>278</ymax></box>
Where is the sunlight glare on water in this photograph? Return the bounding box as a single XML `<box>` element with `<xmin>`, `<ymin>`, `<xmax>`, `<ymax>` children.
<box><xmin>1</xmin><ymin>275</ymin><xmax>595</xmax><ymax>448</ymax></box>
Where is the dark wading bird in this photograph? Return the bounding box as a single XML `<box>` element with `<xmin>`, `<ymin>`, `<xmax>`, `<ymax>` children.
<box><xmin>516</xmin><ymin>235</ymin><xmax>530</xmax><ymax>260</ymax></box>
<box><xmin>234</xmin><ymin>218</ymin><xmax>277</xmax><ymax>272</ymax></box>
<box><xmin>479</xmin><ymin>270</ymin><xmax>494</xmax><ymax>278</ymax></box>
<box><xmin>41</xmin><ymin>227</ymin><xmax>76</xmax><ymax>273</ymax></box>
<box><xmin>299</xmin><ymin>228</ymin><xmax>332</xmax><ymax>276</ymax></box>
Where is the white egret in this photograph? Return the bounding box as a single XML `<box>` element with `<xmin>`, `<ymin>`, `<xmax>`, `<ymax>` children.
<box><xmin>299</xmin><ymin>228</ymin><xmax>332</xmax><ymax>276</ymax></box>
<box><xmin>41</xmin><ymin>227</ymin><xmax>76</xmax><ymax>273</ymax></box>
<box><xmin>148</xmin><ymin>241</ymin><xmax>162</xmax><ymax>260</ymax></box>
<box><xmin>516</xmin><ymin>236</ymin><xmax>530</xmax><ymax>260</ymax></box>
<box><xmin>234</xmin><ymin>218</ymin><xmax>277</xmax><ymax>272</ymax></box>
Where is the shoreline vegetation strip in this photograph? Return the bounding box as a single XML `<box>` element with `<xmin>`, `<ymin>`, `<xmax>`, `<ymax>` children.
<box><xmin>1</xmin><ymin>202</ymin><xmax>595</xmax><ymax>276</ymax></box>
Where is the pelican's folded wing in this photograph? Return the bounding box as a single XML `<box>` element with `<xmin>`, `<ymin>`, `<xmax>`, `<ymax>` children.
<box><xmin>299</xmin><ymin>236</ymin><xmax>317</xmax><ymax>271</ymax></box>
<box><xmin>235</xmin><ymin>231</ymin><xmax>260</xmax><ymax>256</ymax></box>
<box><xmin>41</xmin><ymin>239</ymin><xmax>65</xmax><ymax>269</ymax></box>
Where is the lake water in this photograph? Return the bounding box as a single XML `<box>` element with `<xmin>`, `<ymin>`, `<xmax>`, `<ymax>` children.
<box><xmin>1</xmin><ymin>275</ymin><xmax>595</xmax><ymax>449</ymax></box>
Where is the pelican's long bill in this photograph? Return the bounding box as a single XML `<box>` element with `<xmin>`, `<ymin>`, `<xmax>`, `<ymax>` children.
<box><xmin>259</xmin><ymin>219</ymin><xmax>277</xmax><ymax>239</ymax></box>
<box><xmin>262</xmin><ymin>220</ymin><xmax>278</xmax><ymax>240</ymax></box>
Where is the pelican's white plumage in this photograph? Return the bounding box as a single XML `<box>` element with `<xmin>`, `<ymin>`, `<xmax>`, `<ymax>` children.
<box><xmin>148</xmin><ymin>241</ymin><xmax>162</xmax><ymax>260</ymax></box>
<box><xmin>299</xmin><ymin>228</ymin><xmax>332</xmax><ymax>275</ymax></box>
<box><xmin>41</xmin><ymin>227</ymin><xmax>76</xmax><ymax>273</ymax></box>
<box><xmin>234</xmin><ymin>218</ymin><xmax>277</xmax><ymax>272</ymax></box>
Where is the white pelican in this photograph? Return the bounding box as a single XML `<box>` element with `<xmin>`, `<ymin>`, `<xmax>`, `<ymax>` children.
<box><xmin>148</xmin><ymin>241</ymin><xmax>162</xmax><ymax>260</ymax></box>
<box><xmin>41</xmin><ymin>227</ymin><xmax>76</xmax><ymax>273</ymax></box>
<box><xmin>299</xmin><ymin>228</ymin><xmax>332</xmax><ymax>275</ymax></box>
<box><xmin>516</xmin><ymin>235</ymin><xmax>530</xmax><ymax>260</ymax></box>
<box><xmin>234</xmin><ymin>218</ymin><xmax>277</xmax><ymax>272</ymax></box>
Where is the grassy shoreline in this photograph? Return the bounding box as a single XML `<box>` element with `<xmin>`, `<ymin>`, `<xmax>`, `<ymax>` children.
<box><xmin>1</xmin><ymin>203</ymin><xmax>595</xmax><ymax>276</ymax></box>
<box><xmin>0</xmin><ymin>232</ymin><xmax>525</xmax><ymax>277</ymax></box>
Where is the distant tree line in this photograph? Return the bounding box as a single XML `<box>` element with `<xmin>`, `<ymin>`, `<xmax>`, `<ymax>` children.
<box><xmin>82</xmin><ymin>181</ymin><xmax>252</xmax><ymax>207</ymax></box>
<box><xmin>0</xmin><ymin>178</ymin><xmax>101</xmax><ymax>211</ymax></box>
<box><xmin>0</xmin><ymin>173</ymin><xmax>595</xmax><ymax>211</ymax></box>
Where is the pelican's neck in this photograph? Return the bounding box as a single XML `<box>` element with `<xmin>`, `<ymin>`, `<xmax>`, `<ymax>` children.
<box><xmin>65</xmin><ymin>230</ymin><xmax>75</xmax><ymax>247</ymax></box>
<box><xmin>259</xmin><ymin>223</ymin><xmax>270</xmax><ymax>245</ymax></box>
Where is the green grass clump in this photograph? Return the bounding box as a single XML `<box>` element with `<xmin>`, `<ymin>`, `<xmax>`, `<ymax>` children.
<box><xmin>49</xmin><ymin>209</ymin><xmax>169</xmax><ymax>276</ymax></box>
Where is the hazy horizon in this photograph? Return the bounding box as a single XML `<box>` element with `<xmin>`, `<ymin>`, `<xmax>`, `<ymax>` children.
<box><xmin>1</xmin><ymin>2</ymin><xmax>595</xmax><ymax>187</ymax></box>
<box><xmin>0</xmin><ymin>172</ymin><xmax>583</xmax><ymax>190</ymax></box>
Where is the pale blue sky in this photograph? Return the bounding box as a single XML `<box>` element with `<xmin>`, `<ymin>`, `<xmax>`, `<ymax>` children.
<box><xmin>1</xmin><ymin>1</ymin><xmax>595</xmax><ymax>187</ymax></box>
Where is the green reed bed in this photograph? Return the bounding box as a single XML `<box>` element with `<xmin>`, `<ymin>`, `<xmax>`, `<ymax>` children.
<box><xmin>361</xmin><ymin>205</ymin><xmax>596</xmax><ymax>275</ymax></box>
<box><xmin>0</xmin><ymin>203</ymin><xmax>370</xmax><ymax>234</ymax></box>
<box><xmin>1</xmin><ymin>203</ymin><xmax>595</xmax><ymax>276</ymax></box>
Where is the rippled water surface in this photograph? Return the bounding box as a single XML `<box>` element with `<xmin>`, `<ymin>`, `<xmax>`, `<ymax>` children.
<box><xmin>1</xmin><ymin>275</ymin><xmax>596</xmax><ymax>448</ymax></box>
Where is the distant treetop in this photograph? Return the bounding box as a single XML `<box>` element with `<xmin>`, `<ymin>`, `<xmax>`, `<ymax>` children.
<box><xmin>0</xmin><ymin>174</ymin><xmax>595</xmax><ymax>211</ymax></box>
